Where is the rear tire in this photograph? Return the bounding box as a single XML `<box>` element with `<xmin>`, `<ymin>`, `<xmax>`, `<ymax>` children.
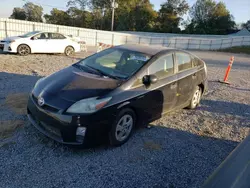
<box><xmin>64</xmin><ymin>46</ymin><xmax>74</xmax><ymax>56</ymax></box>
<box><xmin>109</xmin><ymin>108</ymin><xmax>136</xmax><ymax>146</ymax></box>
<box><xmin>17</xmin><ymin>44</ymin><xmax>31</xmax><ymax>56</ymax></box>
<box><xmin>187</xmin><ymin>86</ymin><xmax>202</xmax><ymax>109</ymax></box>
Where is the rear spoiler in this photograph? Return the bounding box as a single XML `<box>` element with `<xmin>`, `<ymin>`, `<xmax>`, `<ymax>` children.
<box><xmin>202</xmin><ymin>134</ymin><xmax>250</xmax><ymax>188</ymax></box>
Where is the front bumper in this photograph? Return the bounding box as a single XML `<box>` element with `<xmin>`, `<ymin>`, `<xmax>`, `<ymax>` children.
<box><xmin>27</xmin><ymin>94</ymin><xmax>116</xmax><ymax>146</ymax></box>
<box><xmin>0</xmin><ymin>42</ymin><xmax>17</xmax><ymax>53</ymax></box>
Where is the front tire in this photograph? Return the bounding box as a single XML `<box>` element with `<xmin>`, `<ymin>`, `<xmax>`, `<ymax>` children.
<box><xmin>64</xmin><ymin>46</ymin><xmax>74</xmax><ymax>56</ymax></box>
<box><xmin>109</xmin><ymin>108</ymin><xmax>136</xmax><ymax>146</ymax></box>
<box><xmin>187</xmin><ymin>86</ymin><xmax>202</xmax><ymax>109</ymax></box>
<box><xmin>17</xmin><ymin>44</ymin><xmax>31</xmax><ymax>56</ymax></box>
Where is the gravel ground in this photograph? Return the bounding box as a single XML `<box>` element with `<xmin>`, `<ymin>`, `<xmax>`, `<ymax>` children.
<box><xmin>0</xmin><ymin>48</ymin><xmax>250</xmax><ymax>188</ymax></box>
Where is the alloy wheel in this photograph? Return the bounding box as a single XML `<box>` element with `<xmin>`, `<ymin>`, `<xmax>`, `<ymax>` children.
<box><xmin>192</xmin><ymin>88</ymin><xmax>201</xmax><ymax>107</ymax></box>
<box><xmin>65</xmin><ymin>47</ymin><xmax>74</xmax><ymax>56</ymax></box>
<box><xmin>19</xmin><ymin>45</ymin><xmax>30</xmax><ymax>56</ymax></box>
<box><xmin>115</xmin><ymin>114</ymin><xmax>133</xmax><ymax>142</ymax></box>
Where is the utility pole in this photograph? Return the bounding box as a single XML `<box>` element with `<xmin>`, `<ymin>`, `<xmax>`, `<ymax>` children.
<box><xmin>111</xmin><ymin>0</ymin><xmax>118</xmax><ymax>31</ymax></box>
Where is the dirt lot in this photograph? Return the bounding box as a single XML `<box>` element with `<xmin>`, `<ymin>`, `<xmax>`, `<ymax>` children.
<box><xmin>0</xmin><ymin>48</ymin><xmax>250</xmax><ymax>188</ymax></box>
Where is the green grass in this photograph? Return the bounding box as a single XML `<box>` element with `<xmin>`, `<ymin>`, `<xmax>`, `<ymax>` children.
<box><xmin>219</xmin><ymin>46</ymin><xmax>250</xmax><ymax>54</ymax></box>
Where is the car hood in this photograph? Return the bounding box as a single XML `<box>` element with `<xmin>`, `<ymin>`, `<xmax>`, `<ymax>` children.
<box><xmin>1</xmin><ymin>36</ymin><xmax>21</xmax><ymax>42</ymax></box>
<box><xmin>32</xmin><ymin>65</ymin><xmax>120</xmax><ymax>110</ymax></box>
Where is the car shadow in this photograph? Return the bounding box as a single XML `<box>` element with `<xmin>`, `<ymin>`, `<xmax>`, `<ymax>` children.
<box><xmin>65</xmin><ymin>125</ymin><xmax>239</xmax><ymax>188</ymax></box>
<box><xmin>200</xmin><ymin>99</ymin><xmax>250</xmax><ymax>119</ymax></box>
<box><xmin>228</xmin><ymin>86</ymin><xmax>250</xmax><ymax>92</ymax></box>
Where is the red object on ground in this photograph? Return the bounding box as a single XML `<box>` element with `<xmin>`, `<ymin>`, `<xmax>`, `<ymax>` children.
<box><xmin>223</xmin><ymin>56</ymin><xmax>234</xmax><ymax>82</ymax></box>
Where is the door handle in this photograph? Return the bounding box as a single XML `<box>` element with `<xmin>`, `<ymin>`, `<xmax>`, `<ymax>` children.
<box><xmin>170</xmin><ymin>82</ymin><xmax>177</xmax><ymax>89</ymax></box>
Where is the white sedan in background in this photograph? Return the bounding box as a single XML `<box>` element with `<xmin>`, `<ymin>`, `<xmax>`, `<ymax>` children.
<box><xmin>0</xmin><ymin>31</ymin><xmax>81</xmax><ymax>56</ymax></box>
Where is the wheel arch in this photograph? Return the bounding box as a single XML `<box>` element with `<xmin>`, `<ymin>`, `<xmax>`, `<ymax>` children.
<box><xmin>17</xmin><ymin>43</ymin><xmax>32</xmax><ymax>53</ymax></box>
<box><xmin>116</xmin><ymin>103</ymin><xmax>141</xmax><ymax>127</ymax></box>
<box><xmin>65</xmin><ymin>45</ymin><xmax>75</xmax><ymax>51</ymax></box>
<box><xmin>198</xmin><ymin>83</ymin><xmax>205</xmax><ymax>94</ymax></box>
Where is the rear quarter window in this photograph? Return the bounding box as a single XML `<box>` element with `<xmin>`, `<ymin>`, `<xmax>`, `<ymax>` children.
<box><xmin>192</xmin><ymin>56</ymin><xmax>203</xmax><ymax>67</ymax></box>
<box><xmin>176</xmin><ymin>53</ymin><xmax>192</xmax><ymax>71</ymax></box>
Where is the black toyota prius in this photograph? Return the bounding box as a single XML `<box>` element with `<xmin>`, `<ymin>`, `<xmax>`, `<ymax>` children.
<box><xmin>27</xmin><ymin>44</ymin><xmax>208</xmax><ymax>146</ymax></box>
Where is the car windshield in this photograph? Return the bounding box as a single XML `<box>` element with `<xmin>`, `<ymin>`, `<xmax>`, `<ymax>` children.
<box><xmin>77</xmin><ymin>48</ymin><xmax>151</xmax><ymax>79</ymax></box>
<box><xmin>18</xmin><ymin>31</ymin><xmax>41</xmax><ymax>38</ymax></box>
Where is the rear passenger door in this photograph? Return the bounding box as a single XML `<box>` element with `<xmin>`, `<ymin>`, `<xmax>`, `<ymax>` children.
<box><xmin>175</xmin><ymin>52</ymin><xmax>195</xmax><ymax>107</ymax></box>
<box><xmin>47</xmin><ymin>33</ymin><xmax>67</xmax><ymax>53</ymax></box>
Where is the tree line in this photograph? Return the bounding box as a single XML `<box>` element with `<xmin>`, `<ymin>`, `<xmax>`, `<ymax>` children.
<box><xmin>9</xmin><ymin>0</ymin><xmax>250</xmax><ymax>35</ymax></box>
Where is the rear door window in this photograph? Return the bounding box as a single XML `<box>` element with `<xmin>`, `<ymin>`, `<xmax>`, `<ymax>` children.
<box><xmin>176</xmin><ymin>53</ymin><xmax>192</xmax><ymax>71</ymax></box>
<box><xmin>148</xmin><ymin>54</ymin><xmax>174</xmax><ymax>79</ymax></box>
<box><xmin>50</xmin><ymin>33</ymin><xmax>66</xmax><ymax>39</ymax></box>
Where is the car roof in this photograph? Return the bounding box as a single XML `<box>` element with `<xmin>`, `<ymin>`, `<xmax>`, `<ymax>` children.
<box><xmin>115</xmin><ymin>44</ymin><xmax>174</xmax><ymax>56</ymax></box>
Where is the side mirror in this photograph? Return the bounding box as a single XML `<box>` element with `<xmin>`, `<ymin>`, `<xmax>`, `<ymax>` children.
<box><xmin>142</xmin><ymin>74</ymin><xmax>158</xmax><ymax>85</ymax></box>
<box><xmin>31</xmin><ymin>37</ymin><xmax>35</xmax><ymax>40</ymax></box>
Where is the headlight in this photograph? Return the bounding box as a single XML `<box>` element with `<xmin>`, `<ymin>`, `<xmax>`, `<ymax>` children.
<box><xmin>67</xmin><ymin>97</ymin><xmax>112</xmax><ymax>114</ymax></box>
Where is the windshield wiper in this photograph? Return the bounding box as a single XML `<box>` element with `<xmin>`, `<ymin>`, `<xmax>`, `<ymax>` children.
<box><xmin>73</xmin><ymin>64</ymin><xmax>88</xmax><ymax>72</ymax></box>
<box><xmin>84</xmin><ymin>64</ymin><xmax>122</xmax><ymax>80</ymax></box>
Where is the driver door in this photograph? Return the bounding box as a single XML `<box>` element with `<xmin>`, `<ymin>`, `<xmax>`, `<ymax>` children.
<box><xmin>146</xmin><ymin>53</ymin><xmax>177</xmax><ymax>113</ymax></box>
<box><xmin>31</xmin><ymin>32</ymin><xmax>49</xmax><ymax>53</ymax></box>
<box><xmin>130</xmin><ymin>53</ymin><xmax>177</xmax><ymax>122</ymax></box>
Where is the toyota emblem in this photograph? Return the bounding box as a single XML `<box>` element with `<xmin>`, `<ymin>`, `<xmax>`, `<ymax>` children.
<box><xmin>38</xmin><ymin>97</ymin><xmax>45</xmax><ymax>106</ymax></box>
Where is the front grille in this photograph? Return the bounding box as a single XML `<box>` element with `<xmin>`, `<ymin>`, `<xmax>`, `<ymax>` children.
<box><xmin>0</xmin><ymin>44</ymin><xmax>4</xmax><ymax>51</ymax></box>
<box><xmin>29</xmin><ymin>111</ymin><xmax>62</xmax><ymax>138</ymax></box>
<box><xmin>40</xmin><ymin>122</ymin><xmax>61</xmax><ymax>137</ymax></box>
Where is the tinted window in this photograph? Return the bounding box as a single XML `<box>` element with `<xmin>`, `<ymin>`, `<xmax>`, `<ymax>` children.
<box><xmin>176</xmin><ymin>53</ymin><xmax>192</xmax><ymax>71</ymax></box>
<box><xmin>148</xmin><ymin>54</ymin><xmax>174</xmax><ymax>79</ymax></box>
<box><xmin>50</xmin><ymin>33</ymin><xmax>66</xmax><ymax>39</ymax></box>
<box><xmin>33</xmin><ymin>33</ymin><xmax>49</xmax><ymax>40</ymax></box>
